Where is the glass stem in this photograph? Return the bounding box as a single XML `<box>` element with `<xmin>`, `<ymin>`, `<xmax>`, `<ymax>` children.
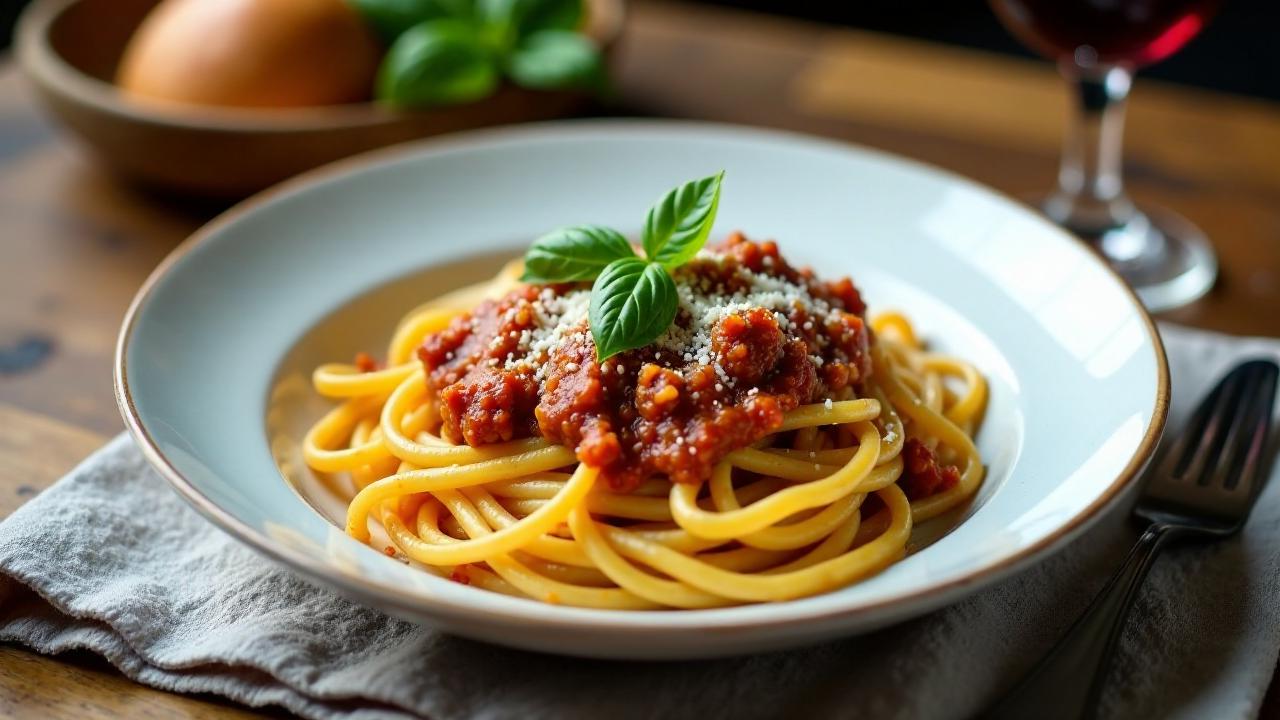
<box><xmin>1048</xmin><ymin>62</ymin><xmax>1137</xmax><ymax>242</ymax></box>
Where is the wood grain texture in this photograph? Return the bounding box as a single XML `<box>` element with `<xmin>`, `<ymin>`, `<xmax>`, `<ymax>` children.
<box><xmin>0</xmin><ymin>406</ymin><xmax>104</xmax><ymax>517</ymax></box>
<box><xmin>0</xmin><ymin>0</ymin><xmax>1278</xmax><ymax>717</ymax></box>
<box><xmin>791</xmin><ymin>30</ymin><xmax>1280</xmax><ymax>195</ymax></box>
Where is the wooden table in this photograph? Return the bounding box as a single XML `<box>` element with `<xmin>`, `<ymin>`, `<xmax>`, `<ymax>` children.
<box><xmin>2</xmin><ymin>1</ymin><xmax>1279</xmax><ymax>717</ymax></box>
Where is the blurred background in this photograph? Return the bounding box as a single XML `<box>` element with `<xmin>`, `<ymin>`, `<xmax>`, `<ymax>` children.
<box><xmin>2</xmin><ymin>1</ymin><xmax>1279</xmax><ymax>711</ymax></box>
<box><xmin>4</xmin><ymin>0</ymin><xmax>1278</xmax><ymax>98</ymax></box>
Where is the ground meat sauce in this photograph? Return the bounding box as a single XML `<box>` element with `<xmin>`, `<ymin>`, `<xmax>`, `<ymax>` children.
<box><xmin>418</xmin><ymin>233</ymin><xmax>874</xmax><ymax>491</ymax></box>
<box><xmin>900</xmin><ymin>438</ymin><xmax>961</xmax><ymax>500</ymax></box>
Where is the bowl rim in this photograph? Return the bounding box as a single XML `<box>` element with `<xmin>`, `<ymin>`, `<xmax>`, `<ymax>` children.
<box><xmin>15</xmin><ymin>0</ymin><xmax>627</xmax><ymax>134</ymax></box>
<box><xmin>114</xmin><ymin>118</ymin><xmax>1171</xmax><ymax>636</ymax></box>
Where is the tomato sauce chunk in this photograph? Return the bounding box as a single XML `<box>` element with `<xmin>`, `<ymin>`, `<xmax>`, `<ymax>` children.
<box><xmin>900</xmin><ymin>438</ymin><xmax>962</xmax><ymax>501</ymax></box>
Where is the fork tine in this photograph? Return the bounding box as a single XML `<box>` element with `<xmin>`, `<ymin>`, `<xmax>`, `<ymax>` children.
<box><xmin>1210</xmin><ymin>360</ymin><xmax>1279</xmax><ymax>493</ymax></box>
<box><xmin>1172</xmin><ymin>365</ymin><xmax>1247</xmax><ymax>483</ymax></box>
<box><xmin>1200</xmin><ymin>363</ymin><xmax>1258</xmax><ymax>486</ymax></box>
<box><xmin>1231</xmin><ymin>363</ymin><xmax>1278</xmax><ymax>493</ymax></box>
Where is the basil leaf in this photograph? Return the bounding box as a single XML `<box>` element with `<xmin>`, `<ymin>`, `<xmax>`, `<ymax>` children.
<box><xmin>521</xmin><ymin>0</ymin><xmax>582</xmax><ymax>33</ymax></box>
<box><xmin>376</xmin><ymin>20</ymin><xmax>498</xmax><ymax>107</ymax></box>
<box><xmin>641</xmin><ymin>171</ymin><xmax>724</xmax><ymax>269</ymax></box>
<box><xmin>507</xmin><ymin>30</ymin><xmax>603</xmax><ymax>91</ymax></box>
<box><xmin>350</xmin><ymin>0</ymin><xmax>473</xmax><ymax>42</ymax></box>
<box><xmin>589</xmin><ymin>258</ymin><xmax>678</xmax><ymax>361</ymax></box>
<box><xmin>521</xmin><ymin>225</ymin><xmax>634</xmax><ymax>282</ymax></box>
<box><xmin>477</xmin><ymin>0</ymin><xmax>582</xmax><ymax>44</ymax></box>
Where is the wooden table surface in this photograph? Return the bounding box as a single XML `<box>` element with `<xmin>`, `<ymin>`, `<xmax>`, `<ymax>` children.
<box><xmin>2</xmin><ymin>1</ymin><xmax>1279</xmax><ymax>717</ymax></box>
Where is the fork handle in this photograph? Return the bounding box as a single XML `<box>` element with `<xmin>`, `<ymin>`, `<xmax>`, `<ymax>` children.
<box><xmin>986</xmin><ymin>522</ymin><xmax>1180</xmax><ymax>720</ymax></box>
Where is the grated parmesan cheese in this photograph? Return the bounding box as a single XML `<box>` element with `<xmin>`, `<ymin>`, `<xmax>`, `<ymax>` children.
<box><xmin>648</xmin><ymin>253</ymin><xmax>843</xmax><ymax>376</ymax></box>
<box><xmin>500</xmin><ymin>248</ymin><xmax>847</xmax><ymax>386</ymax></box>
<box><xmin>500</xmin><ymin>288</ymin><xmax>592</xmax><ymax>378</ymax></box>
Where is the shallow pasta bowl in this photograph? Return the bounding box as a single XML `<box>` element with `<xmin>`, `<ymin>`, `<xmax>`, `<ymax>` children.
<box><xmin>115</xmin><ymin>120</ymin><xmax>1168</xmax><ymax>659</ymax></box>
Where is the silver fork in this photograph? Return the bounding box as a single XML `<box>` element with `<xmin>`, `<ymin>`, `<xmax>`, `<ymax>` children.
<box><xmin>987</xmin><ymin>359</ymin><xmax>1279</xmax><ymax>720</ymax></box>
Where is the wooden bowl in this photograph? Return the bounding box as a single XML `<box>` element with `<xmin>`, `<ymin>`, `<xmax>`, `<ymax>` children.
<box><xmin>16</xmin><ymin>0</ymin><xmax>625</xmax><ymax>198</ymax></box>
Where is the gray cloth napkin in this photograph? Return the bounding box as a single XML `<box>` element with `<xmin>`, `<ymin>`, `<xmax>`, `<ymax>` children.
<box><xmin>2</xmin><ymin>323</ymin><xmax>1278</xmax><ymax>720</ymax></box>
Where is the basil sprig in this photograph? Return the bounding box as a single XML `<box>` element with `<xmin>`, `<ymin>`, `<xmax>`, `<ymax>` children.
<box><xmin>522</xmin><ymin>172</ymin><xmax>725</xmax><ymax>361</ymax></box>
<box><xmin>352</xmin><ymin>0</ymin><xmax>605</xmax><ymax>108</ymax></box>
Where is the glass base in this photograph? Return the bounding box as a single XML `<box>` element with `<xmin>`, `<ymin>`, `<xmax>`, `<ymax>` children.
<box><xmin>1038</xmin><ymin>197</ymin><xmax>1217</xmax><ymax>313</ymax></box>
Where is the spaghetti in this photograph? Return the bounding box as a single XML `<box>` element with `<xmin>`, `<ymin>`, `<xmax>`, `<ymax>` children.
<box><xmin>302</xmin><ymin>234</ymin><xmax>986</xmax><ymax>609</ymax></box>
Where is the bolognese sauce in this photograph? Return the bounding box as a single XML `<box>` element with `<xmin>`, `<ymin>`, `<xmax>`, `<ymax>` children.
<box><xmin>419</xmin><ymin>233</ymin><xmax>883</xmax><ymax>491</ymax></box>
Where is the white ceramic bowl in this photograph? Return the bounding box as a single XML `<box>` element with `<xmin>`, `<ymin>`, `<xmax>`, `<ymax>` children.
<box><xmin>116</xmin><ymin>121</ymin><xmax>1168</xmax><ymax>659</ymax></box>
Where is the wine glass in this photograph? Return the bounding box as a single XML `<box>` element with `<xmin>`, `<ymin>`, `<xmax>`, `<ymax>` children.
<box><xmin>989</xmin><ymin>0</ymin><xmax>1222</xmax><ymax>311</ymax></box>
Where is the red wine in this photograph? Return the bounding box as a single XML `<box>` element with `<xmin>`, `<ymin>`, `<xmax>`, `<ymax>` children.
<box><xmin>990</xmin><ymin>0</ymin><xmax>1222</xmax><ymax>68</ymax></box>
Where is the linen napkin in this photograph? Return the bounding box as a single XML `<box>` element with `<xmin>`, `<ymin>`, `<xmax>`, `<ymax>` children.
<box><xmin>1</xmin><ymin>322</ymin><xmax>1278</xmax><ymax>720</ymax></box>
